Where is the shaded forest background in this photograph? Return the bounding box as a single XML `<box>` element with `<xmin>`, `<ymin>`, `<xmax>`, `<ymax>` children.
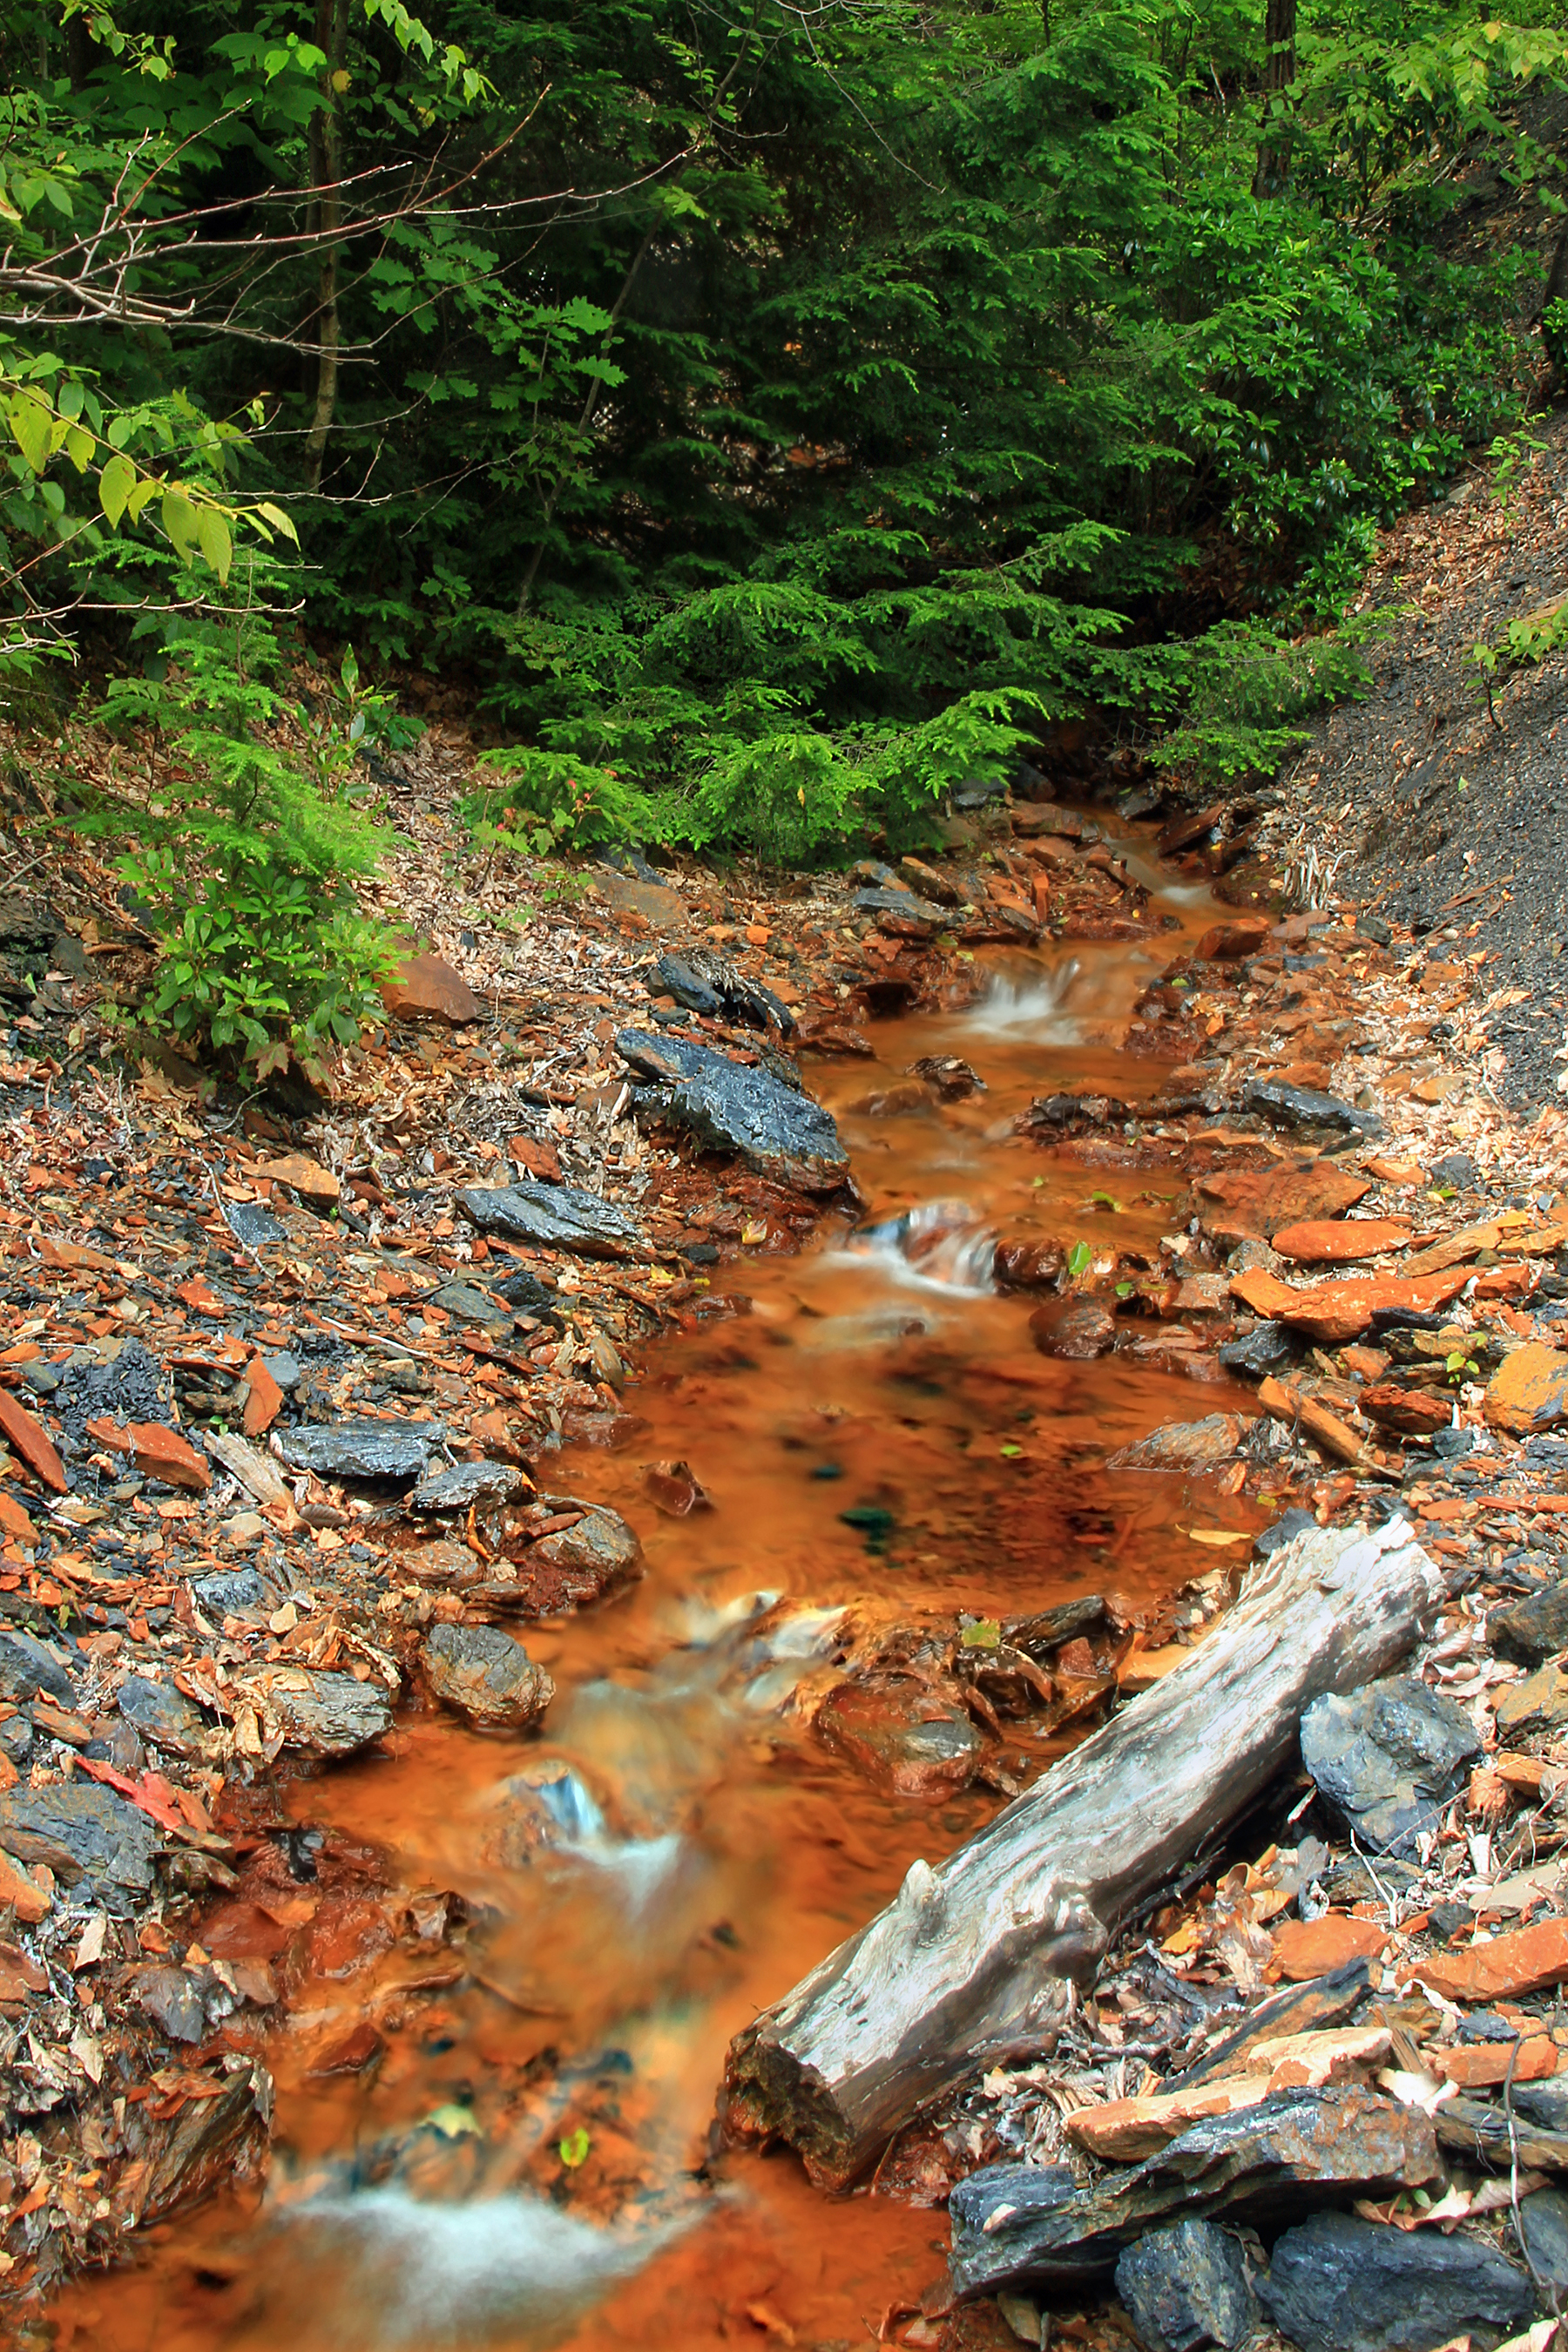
<box><xmin>3</xmin><ymin>0</ymin><xmax>1567</xmax><ymax>1070</ymax></box>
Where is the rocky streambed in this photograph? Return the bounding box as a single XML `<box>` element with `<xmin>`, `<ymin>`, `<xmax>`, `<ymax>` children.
<box><xmin>1</xmin><ymin>794</ymin><xmax>1567</xmax><ymax>2352</ymax></box>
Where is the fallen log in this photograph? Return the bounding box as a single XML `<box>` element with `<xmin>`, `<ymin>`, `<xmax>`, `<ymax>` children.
<box><xmin>720</xmin><ymin>1519</ymin><xmax>1442</xmax><ymax>2187</ymax></box>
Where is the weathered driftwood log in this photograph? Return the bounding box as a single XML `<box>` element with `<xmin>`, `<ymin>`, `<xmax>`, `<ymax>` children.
<box><xmin>721</xmin><ymin>1519</ymin><xmax>1442</xmax><ymax>2186</ymax></box>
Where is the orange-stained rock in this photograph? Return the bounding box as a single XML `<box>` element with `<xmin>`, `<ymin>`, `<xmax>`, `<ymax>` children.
<box><xmin>0</xmin><ymin>1848</ymin><xmax>50</xmax><ymax>1923</ymax></box>
<box><xmin>507</xmin><ymin>1135</ymin><xmax>562</xmax><ymax>1185</ymax></box>
<box><xmin>1272</xmin><ymin>1914</ymin><xmax>1389</xmax><ymax>1979</ymax></box>
<box><xmin>1256</xmin><ymin>1376</ymin><xmax>1365</xmax><ymax>1463</ymax></box>
<box><xmin>1230</xmin><ymin>1267</ymin><xmax>1472</xmax><ymax>1345</ymax></box>
<box><xmin>241</xmin><ymin>1357</ymin><xmax>284</xmax><ymax>1438</ymax></box>
<box><xmin>1436</xmin><ymin>2038</ymin><xmax>1558</xmax><ymax>2087</ymax></box>
<box><xmin>128</xmin><ymin>1422</ymin><xmax>211</xmax><ymax>1494</ymax></box>
<box><xmin>1274</xmin><ymin>1220</ymin><xmax>1413</xmax><ymax>1265</ymax></box>
<box><xmin>0</xmin><ymin>1391</ymin><xmax>65</xmax><ymax>1493</ymax></box>
<box><xmin>380</xmin><ymin>951</ymin><xmax>482</xmax><ymax>1025</ymax></box>
<box><xmin>1066</xmin><ymin>2075</ymin><xmax>1270</xmax><ymax>2159</ymax></box>
<box><xmin>1472</xmin><ymin>1265</ymin><xmax>1534</xmax><ymax>1301</ymax></box>
<box><xmin>1197</xmin><ymin>1159</ymin><xmax>1370</xmax><ymax>1241</ymax></box>
<box><xmin>1364</xmin><ymin>1156</ymin><xmax>1423</xmax><ymax>1186</ymax></box>
<box><xmin>1247</xmin><ymin>2025</ymin><xmax>1392</xmax><ymax>2088</ymax></box>
<box><xmin>0</xmin><ymin>1490</ymin><xmax>36</xmax><ymax>1545</ymax></box>
<box><xmin>256</xmin><ymin>1152</ymin><xmax>340</xmax><ymax>1206</ymax></box>
<box><xmin>467</xmin><ymin>1409</ymin><xmax>530</xmax><ymax>1467</ymax></box>
<box><xmin>1485</xmin><ymin>1343</ymin><xmax>1568</xmax><ymax>1436</ymax></box>
<box><xmin>1360</xmin><ymin>1383</ymin><xmax>1454</xmax><ymax>1436</ymax></box>
<box><xmin>1412</xmin><ymin>1073</ymin><xmax>1461</xmax><ymax>1105</ymax></box>
<box><xmin>1411</xmin><ymin>1916</ymin><xmax>1568</xmax><ymax>2003</ymax></box>
<box><xmin>1193</xmin><ymin>917</ymin><xmax>1271</xmax><ymax>963</ymax></box>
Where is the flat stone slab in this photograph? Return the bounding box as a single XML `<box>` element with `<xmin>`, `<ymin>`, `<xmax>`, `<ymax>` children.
<box><xmin>1274</xmin><ymin>1220</ymin><xmax>1413</xmax><ymax>1264</ymax></box>
<box><xmin>0</xmin><ymin>1784</ymin><xmax>157</xmax><ymax>1909</ymax></box>
<box><xmin>1241</xmin><ymin>1078</ymin><xmax>1384</xmax><ymax>1139</ymax></box>
<box><xmin>380</xmin><ymin>951</ymin><xmax>482</xmax><ymax>1024</ymax></box>
<box><xmin>1230</xmin><ymin>1267</ymin><xmax>1472</xmax><ymax>1347</ymax></box>
<box><xmin>427</xmin><ymin>1279</ymin><xmax>515</xmax><ymax>1333</ymax></box>
<box><xmin>235</xmin><ymin>1667</ymin><xmax>394</xmax><ymax>1756</ymax></box>
<box><xmin>653</xmin><ymin>950</ymin><xmax>794</xmax><ymax>1035</ymax></box>
<box><xmin>1486</xmin><ymin>1342</ymin><xmax>1568</xmax><ymax>1435</ymax></box>
<box><xmin>0</xmin><ymin>1631</ymin><xmax>78</xmax><ymax>1707</ymax></box>
<box><xmin>616</xmin><ymin>1030</ymin><xmax>848</xmax><ymax>1190</ymax></box>
<box><xmin>279</xmin><ymin>1420</ymin><xmax>447</xmax><ymax>1483</ymax></box>
<box><xmin>408</xmin><ymin>1460</ymin><xmax>529</xmax><ymax>1515</ymax></box>
<box><xmin>1489</xmin><ymin>1578</ymin><xmax>1568</xmax><ymax>1666</ymax></box>
<box><xmin>458</xmin><ymin>1182</ymin><xmax>643</xmax><ymax>1259</ymax></box>
<box><xmin>118</xmin><ymin>1673</ymin><xmax>211</xmax><ymax>1758</ymax></box>
<box><xmin>1108</xmin><ymin>1414</ymin><xmax>1247</xmax><ymax>1472</ymax></box>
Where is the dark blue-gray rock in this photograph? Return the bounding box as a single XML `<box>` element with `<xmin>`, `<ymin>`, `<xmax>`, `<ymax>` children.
<box><xmin>279</xmin><ymin>1419</ymin><xmax>446</xmax><ymax>1483</ymax></box>
<box><xmin>615</xmin><ymin>1030</ymin><xmax>848</xmax><ymax>1191</ymax></box>
<box><xmin>118</xmin><ymin>1673</ymin><xmax>210</xmax><ymax>1758</ymax></box>
<box><xmin>1429</xmin><ymin>1424</ymin><xmax>1482</xmax><ymax>1458</ymax></box>
<box><xmin>1218</xmin><ymin>1322</ymin><xmax>1301</xmax><ymax>1379</ymax></box>
<box><xmin>1115</xmin><ymin>2220</ymin><xmax>1260</xmax><ymax>2352</ymax></box>
<box><xmin>850</xmin><ymin>887</ymin><xmax>949</xmax><ymax>929</ymax></box>
<box><xmin>653</xmin><ymin>950</ymin><xmax>794</xmax><ymax>1035</ymax></box>
<box><xmin>1255</xmin><ymin>1507</ymin><xmax>1319</xmax><ymax>1559</ymax></box>
<box><xmin>1516</xmin><ymin>2078</ymin><xmax>1568</xmax><ymax>2135</ymax></box>
<box><xmin>1356</xmin><ymin>914</ymin><xmax>1394</xmax><ymax>948</ymax></box>
<box><xmin>1301</xmin><ymin>1674</ymin><xmax>1481</xmax><ymax>1856</ymax></box>
<box><xmin>1488</xmin><ymin>1579</ymin><xmax>1568</xmax><ymax>1667</ymax></box>
<box><xmin>1241</xmin><ymin>1078</ymin><xmax>1384</xmax><ymax>1139</ymax></box>
<box><xmin>135</xmin><ymin>1963</ymin><xmax>209</xmax><ymax>2044</ymax></box>
<box><xmin>422</xmin><ymin>1622</ymin><xmax>554</xmax><ymax>1729</ymax></box>
<box><xmin>408</xmin><ymin>1460</ymin><xmax>529</xmax><ymax>1516</ymax></box>
<box><xmin>1258</xmin><ymin>2213</ymin><xmax>1532</xmax><ymax>2352</ymax></box>
<box><xmin>233</xmin><ymin>1667</ymin><xmax>393</xmax><ymax>1756</ymax></box>
<box><xmin>50</xmin><ymin>1335</ymin><xmax>174</xmax><ymax>1450</ymax></box>
<box><xmin>224</xmin><ymin>1200</ymin><xmax>283</xmax><ymax>1250</ymax></box>
<box><xmin>0</xmin><ymin>1715</ymin><xmax>31</xmax><ymax>1768</ymax></box>
<box><xmin>1517</xmin><ymin>2188</ymin><xmax>1568</xmax><ymax>2293</ymax></box>
<box><xmin>458</xmin><ymin>1182</ymin><xmax>642</xmax><ymax>1260</ymax></box>
<box><xmin>491</xmin><ymin>1269</ymin><xmax>563</xmax><ymax>1323</ymax></box>
<box><xmin>262</xmin><ymin>1349</ymin><xmax>302</xmax><ymax>1391</ymax></box>
<box><xmin>0</xmin><ymin>1631</ymin><xmax>76</xmax><ymax>1708</ymax></box>
<box><xmin>19</xmin><ymin>1361</ymin><xmax>60</xmax><ymax>1396</ymax></box>
<box><xmin>191</xmin><ymin>1565</ymin><xmax>272</xmax><ymax>1619</ymax></box>
<box><xmin>1427</xmin><ymin>1152</ymin><xmax>1477</xmax><ymax>1192</ymax></box>
<box><xmin>947</xmin><ymin>2089</ymin><xmax>1440</xmax><ymax>2300</ymax></box>
<box><xmin>0</xmin><ymin>1784</ymin><xmax>157</xmax><ymax>1909</ymax></box>
<box><xmin>427</xmin><ymin>1280</ymin><xmax>515</xmax><ymax>1334</ymax></box>
<box><xmin>531</xmin><ymin>1495</ymin><xmax>642</xmax><ymax>1584</ymax></box>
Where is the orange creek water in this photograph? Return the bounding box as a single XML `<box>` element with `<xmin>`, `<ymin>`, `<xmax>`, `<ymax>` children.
<box><xmin>51</xmin><ymin>844</ymin><xmax>1269</xmax><ymax>2351</ymax></box>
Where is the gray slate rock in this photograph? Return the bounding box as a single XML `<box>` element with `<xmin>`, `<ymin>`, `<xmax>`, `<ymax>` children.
<box><xmin>615</xmin><ymin>1029</ymin><xmax>848</xmax><ymax>1189</ymax></box>
<box><xmin>1517</xmin><ymin>2187</ymin><xmax>1568</xmax><ymax>2293</ymax></box>
<box><xmin>279</xmin><ymin>1419</ymin><xmax>446</xmax><ymax>1483</ymax></box>
<box><xmin>1241</xmin><ymin>1078</ymin><xmax>1385</xmax><ymax>1139</ymax></box>
<box><xmin>1489</xmin><ymin>1580</ymin><xmax>1568</xmax><ymax>1667</ymax></box>
<box><xmin>1255</xmin><ymin>1508</ymin><xmax>1320</xmax><ymax>1559</ymax></box>
<box><xmin>947</xmin><ymin>2089</ymin><xmax>1439</xmax><ymax>2299</ymax></box>
<box><xmin>262</xmin><ymin>1349</ymin><xmax>302</xmax><ymax>1391</ymax></box>
<box><xmin>1301</xmin><ymin>1673</ymin><xmax>1481</xmax><ymax>1855</ymax></box>
<box><xmin>408</xmin><ymin>1460</ymin><xmax>528</xmax><ymax>1515</ymax></box>
<box><xmin>427</xmin><ymin>1279</ymin><xmax>515</xmax><ymax>1334</ymax></box>
<box><xmin>850</xmin><ymin>887</ymin><xmax>950</xmax><ymax>927</ymax></box>
<box><xmin>224</xmin><ymin>1200</ymin><xmax>283</xmax><ymax>1250</ymax></box>
<box><xmin>491</xmin><ymin>1269</ymin><xmax>561</xmax><ymax>1319</ymax></box>
<box><xmin>1258</xmin><ymin>2212</ymin><xmax>1532</xmax><ymax>2352</ymax></box>
<box><xmin>0</xmin><ymin>1631</ymin><xmax>77</xmax><ymax>1707</ymax></box>
<box><xmin>422</xmin><ymin>1623</ymin><xmax>554</xmax><ymax>1729</ymax></box>
<box><xmin>237</xmin><ymin>1668</ymin><xmax>394</xmax><ymax>1756</ymax></box>
<box><xmin>531</xmin><ymin>1496</ymin><xmax>642</xmax><ymax>1583</ymax></box>
<box><xmin>1428</xmin><ymin>1152</ymin><xmax>1478</xmax><ymax>1192</ymax></box>
<box><xmin>0</xmin><ymin>1784</ymin><xmax>157</xmax><ymax>1909</ymax></box>
<box><xmin>51</xmin><ymin>1335</ymin><xmax>173</xmax><ymax>1451</ymax></box>
<box><xmin>135</xmin><ymin>1964</ymin><xmax>209</xmax><ymax>2044</ymax></box>
<box><xmin>1218</xmin><ymin>1321</ymin><xmax>1302</xmax><ymax>1379</ymax></box>
<box><xmin>117</xmin><ymin>1673</ymin><xmax>209</xmax><ymax>1757</ymax></box>
<box><xmin>190</xmin><ymin>1565</ymin><xmax>273</xmax><ymax>1619</ymax></box>
<box><xmin>653</xmin><ymin>949</ymin><xmax>795</xmax><ymax>1035</ymax></box>
<box><xmin>458</xmin><ymin>1181</ymin><xmax>642</xmax><ymax>1259</ymax></box>
<box><xmin>1115</xmin><ymin>2220</ymin><xmax>1260</xmax><ymax>2352</ymax></box>
<box><xmin>1516</xmin><ymin>2077</ymin><xmax>1568</xmax><ymax>2135</ymax></box>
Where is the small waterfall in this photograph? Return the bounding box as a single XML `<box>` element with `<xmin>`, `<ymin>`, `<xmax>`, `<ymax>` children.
<box><xmin>964</xmin><ymin>959</ymin><xmax>1082</xmax><ymax>1039</ymax></box>
<box><xmin>842</xmin><ymin>1199</ymin><xmax>997</xmax><ymax>1295</ymax></box>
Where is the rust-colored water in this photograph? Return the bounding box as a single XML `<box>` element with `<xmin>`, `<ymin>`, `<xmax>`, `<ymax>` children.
<box><xmin>51</xmin><ymin>844</ymin><xmax>1264</xmax><ymax>2351</ymax></box>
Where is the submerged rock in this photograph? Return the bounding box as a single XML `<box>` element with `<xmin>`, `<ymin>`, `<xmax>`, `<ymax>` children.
<box><xmin>516</xmin><ymin>1497</ymin><xmax>643</xmax><ymax>1612</ymax></box>
<box><xmin>1115</xmin><ymin>2220</ymin><xmax>1260</xmax><ymax>2352</ymax></box>
<box><xmin>1240</xmin><ymin>1078</ymin><xmax>1384</xmax><ymax>1139</ymax></box>
<box><xmin>1030</xmin><ymin>1297</ymin><xmax>1117</xmax><ymax>1359</ymax></box>
<box><xmin>459</xmin><ymin>1181</ymin><xmax>643</xmax><ymax>1259</ymax></box>
<box><xmin>616</xmin><ymin>1029</ymin><xmax>848</xmax><ymax>1189</ymax></box>
<box><xmin>279</xmin><ymin>1419</ymin><xmax>447</xmax><ymax>1483</ymax></box>
<box><xmin>0</xmin><ymin>1785</ymin><xmax>157</xmax><ymax>1909</ymax></box>
<box><xmin>1109</xmin><ymin>1415</ymin><xmax>1246</xmax><ymax>1472</ymax></box>
<box><xmin>815</xmin><ymin>1676</ymin><xmax>986</xmax><ymax>1800</ymax></box>
<box><xmin>1258</xmin><ymin>2212</ymin><xmax>1531</xmax><ymax>2352</ymax></box>
<box><xmin>422</xmin><ymin>1623</ymin><xmax>554</xmax><ymax>1730</ymax></box>
<box><xmin>1301</xmin><ymin>1673</ymin><xmax>1481</xmax><ymax>1856</ymax></box>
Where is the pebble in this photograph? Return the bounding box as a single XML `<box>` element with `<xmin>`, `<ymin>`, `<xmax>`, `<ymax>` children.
<box><xmin>422</xmin><ymin>1623</ymin><xmax>554</xmax><ymax>1730</ymax></box>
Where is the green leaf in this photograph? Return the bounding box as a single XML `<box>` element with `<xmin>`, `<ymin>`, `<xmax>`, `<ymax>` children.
<box><xmin>558</xmin><ymin>2126</ymin><xmax>591</xmax><ymax>2168</ymax></box>
<box><xmin>425</xmin><ymin>2104</ymin><xmax>482</xmax><ymax>2139</ymax></box>
<box><xmin>960</xmin><ymin>1619</ymin><xmax>1001</xmax><ymax>1648</ymax></box>
<box><xmin>1067</xmin><ymin>1241</ymin><xmax>1092</xmax><ymax>1278</ymax></box>
<box><xmin>98</xmin><ymin>452</ymin><xmax>136</xmax><ymax>526</ymax></box>
<box><xmin>196</xmin><ymin>505</ymin><xmax>233</xmax><ymax>585</ymax></box>
<box><xmin>8</xmin><ymin>392</ymin><xmax>51</xmax><ymax>476</ymax></box>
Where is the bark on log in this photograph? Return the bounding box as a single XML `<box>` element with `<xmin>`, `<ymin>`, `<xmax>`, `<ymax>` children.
<box><xmin>721</xmin><ymin>1519</ymin><xmax>1441</xmax><ymax>2186</ymax></box>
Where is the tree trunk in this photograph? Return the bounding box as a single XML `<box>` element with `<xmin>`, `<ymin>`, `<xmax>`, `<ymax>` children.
<box><xmin>1544</xmin><ymin>218</ymin><xmax>1568</xmax><ymax>389</ymax></box>
<box><xmin>304</xmin><ymin>0</ymin><xmax>349</xmax><ymax>494</ymax></box>
<box><xmin>1252</xmin><ymin>0</ymin><xmax>1297</xmax><ymax>199</ymax></box>
<box><xmin>720</xmin><ymin>1519</ymin><xmax>1442</xmax><ymax>2189</ymax></box>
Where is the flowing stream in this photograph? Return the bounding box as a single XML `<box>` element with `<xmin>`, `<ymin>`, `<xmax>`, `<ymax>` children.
<box><xmin>52</xmin><ymin>837</ymin><xmax>1266</xmax><ymax>2352</ymax></box>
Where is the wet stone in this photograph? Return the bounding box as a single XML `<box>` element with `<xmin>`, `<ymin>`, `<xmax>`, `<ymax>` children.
<box><xmin>238</xmin><ymin>1668</ymin><xmax>394</xmax><ymax>1757</ymax></box>
<box><xmin>117</xmin><ymin>1673</ymin><xmax>209</xmax><ymax>1757</ymax></box>
<box><xmin>458</xmin><ymin>1180</ymin><xmax>643</xmax><ymax>1259</ymax></box>
<box><xmin>422</xmin><ymin>1623</ymin><xmax>554</xmax><ymax>1730</ymax></box>
<box><xmin>653</xmin><ymin>949</ymin><xmax>794</xmax><ymax>1034</ymax></box>
<box><xmin>191</xmin><ymin>1565</ymin><xmax>272</xmax><ymax>1619</ymax></box>
<box><xmin>1030</xmin><ymin>1297</ymin><xmax>1117</xmax><ymax>1359</ymax></box>
<box><xmin>1301</xmin><ymin>1674</ymin><xmax>1481</xmax><ymax>1856</ymax></box>
<box><xmin>0</xmin><ymin>1631</ymin><xmax>77</xmax><ymax>1708</ymax></box>
<box><xmin>1114</xmin><ymin>2219</ymin><xmax>1260</xmax><ymax>2352</ymax></box>
<box><xmin>1217</xmin><ymin>1322</ymin><xmax>1301</xmax><ymax>1379</ymax></box>
<box><xmin>616</xmin><ymin>1029</ymin><xmax>848</xmax><ymax>1189</ymax></box>
<box><xmin>815</xmin><ymin>1677</ymin><xmax>985</xmax><ymax>1800</ymax></box>
<box><xmin>1240</xmin><ymin>1078</ymin><xmax>1384</xmax><ymax>1139</ymax></box>
<box><xmin>1488</xmin><ymin>1579</ymin><xmax>1568</xmax><ymax>1667</ymax></box>
<box><xmin>1258</xmin><ymin>2213</ymin><xmax>1532</xmax><ymax>2352</ymax></box>
<box><xmin>1517</xmin><ymin>2188</ymin><xmax>1568</xmax><ymax>2293</ymax></box>
<box><xmin>408</xmin><ymin>1460</ymin><xmax>529</xmax><ymax>1515</ymax></box>
<box><xmin>427</xmin><ymin>1280</ymin><xmax>515</xmax><ymax>1333</ymax></box>
<box><xmin>0</xmin><ymin>1784</ymin><xmax>156</xmax><ymax>1909</ymax></box>
<box><xmin>520</xmin><ymin>1498</ymin><xmax>643</xmax><ymax>1611</ymax></box>
<box><xmin>1108</xmin><ymin>1415</ymin><xmax>1246</xmax><ymax>1473</ymax></box>
<box><xmin>279</xmin><ymin>1419</ymin><xmax>447</xmax><ymax>1484</ymax></box>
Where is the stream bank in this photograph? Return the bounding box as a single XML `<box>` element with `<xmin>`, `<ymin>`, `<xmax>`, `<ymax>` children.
<box><xmin>3</xmin><ymin>781</ymin><xmax>1568</xmax><ymax>2351</ymax></box>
